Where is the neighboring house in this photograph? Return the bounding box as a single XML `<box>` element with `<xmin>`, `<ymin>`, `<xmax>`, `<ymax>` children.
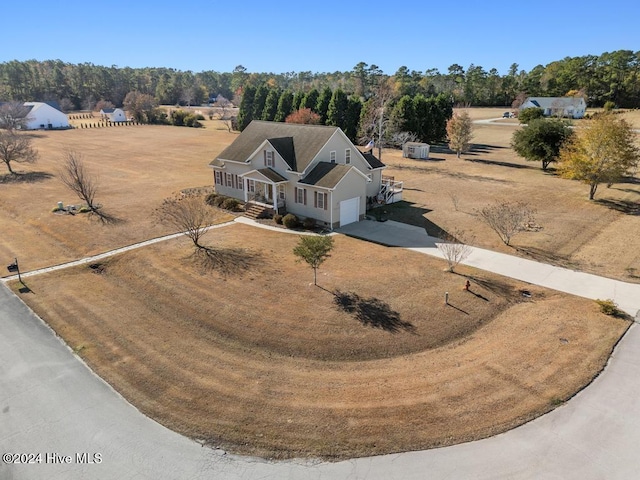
<box><xmin>403</xmin><ymin>142</ymin><xmax>430</xmax><ymax>159</ymax></box>
<box><xmin>519</xmin><ymin>97</ymin><xmax>586</xmax><ymax>119</ymax></box>
<box><xmin>14</xmin><ymin>102</ymin><xmax>70</xmax><ymax>130</ymax></box>
<box><xmin>100</xmin><ymin>108</ymin><xmax>127</xmax><ymax>122</ymax></box>
<box><xmin>209</xmin><ymin>120</ymin><xmax>403</xmax><ymax>229</ymax></box>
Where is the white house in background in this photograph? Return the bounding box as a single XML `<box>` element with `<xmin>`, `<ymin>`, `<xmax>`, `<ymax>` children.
<box><xmin>403</xmin><ymin>142</ymin><xmax>430</xmax><ymax>159</ymax></box>
<box><xmin>22</xmin><ymin>102</ymin><xmax>70</xmax><ymax>129</ymax></box>
<box><xmin>519</xmin><ymin>97</ymin><xmax>587</xmax><ymax>119</ymax></box>
<box><xmin>100</xmin><ymin>108</ymin><xmax>127</xmax><ymax>122</ymax></box>
<box><xmin>209</xmin><ymin>121</ymin><xmax>403</xmax><ymax>229</ymax></box>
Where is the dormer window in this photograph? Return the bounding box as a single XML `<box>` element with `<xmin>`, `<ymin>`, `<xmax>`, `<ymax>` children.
<box><xmin>330</xmin><ymin>151</ymin><xmax>336</xmax><ymax>163</ymax></box>
<box><xmin>264</xmin><ymin>150</ymin><xmax>275</xmax><ymax>168</ymax></box>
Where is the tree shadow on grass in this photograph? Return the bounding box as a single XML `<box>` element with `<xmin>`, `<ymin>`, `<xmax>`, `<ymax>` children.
<box><xmin>333</xmin><ymin>290</ymin><xmax>416</xmax><ymax>334</ymax></box>
<box><xmin>193</xmin><ymin>246</ymin><xmax>261</xmax><ymax>278</ymax></box>
<box><xmin>464</xmin><ymin>158</ymin><xmax>539</xmax><ymax>170</ymax></box>
<box><xmin>0</xmin><ymin>171</ymin><xmax>53</xmax><ymax>184</ymax></box>
<box><xmin>595</xmin><ymin>198</ymin><xmax>640</xmax><ymax>215</ymax></box>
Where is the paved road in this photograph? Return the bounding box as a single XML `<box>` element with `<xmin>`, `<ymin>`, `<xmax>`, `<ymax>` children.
<box><xmin>2</xmin><ymin>218</ymin><xmax>640</xmax><ymax>479</ymax></box>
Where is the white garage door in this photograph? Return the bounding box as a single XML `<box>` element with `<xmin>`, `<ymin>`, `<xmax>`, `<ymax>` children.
<box><xmin>339</xmin><ymin>197</ymin><xmax>360</xmax><ymax>227</ymax></box>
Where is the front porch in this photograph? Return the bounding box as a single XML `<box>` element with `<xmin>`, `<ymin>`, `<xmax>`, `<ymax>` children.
<box><xmin>243</xmin><ymin>169</ymin><xmax>288</xmax><ymax>214</ymax></box>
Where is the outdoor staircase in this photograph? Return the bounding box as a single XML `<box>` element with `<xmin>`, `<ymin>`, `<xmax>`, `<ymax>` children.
<box><xmin>378</xmin><ymin>176</ymin><xmax>404</xmax><ymax>204</ymax></box>
<box><xmin>244</xmin><ymin>203</ymin><xmax>270</xmax><ymax>220</ymax></box>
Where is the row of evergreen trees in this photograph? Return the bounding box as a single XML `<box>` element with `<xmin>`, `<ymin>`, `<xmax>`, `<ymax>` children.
<box><xmin>236</xmin><ymin>83</ymin><xmax>453</xmax><ymax>146</ymax></box>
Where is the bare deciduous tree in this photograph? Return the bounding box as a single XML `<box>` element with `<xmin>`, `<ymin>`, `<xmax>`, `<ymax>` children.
<box><xmin>215</xmin><ymin>95</ymin><xmax>234</xmax><ymax>132</ymax></box>
<box><xmin>477</xmin><ymin>201</ymin><xmax>536</xmax><ymax>246</ymax></box>
<box><xmin>157</xmin><ymin>195</ymin><xmax>215</xmax><ymax>250</ymax></box>
<box><xmin>436</xmin><ymin>228</ymin><xmax>474</xmax><ymax>272</ymax></box>
<box><xmin>0</xmin><ymin>102</ymin><xmax>31</xmax><ymax>131</ymax></box>
<box><xmin>0</xmin><ymin>130</ymin><xmax>38</xmax><ymax>174</ymax></box>
<box><xmin>59</xmin><ymin>151</ymin><xmax>99</xmax><ymax>212</ymax></box>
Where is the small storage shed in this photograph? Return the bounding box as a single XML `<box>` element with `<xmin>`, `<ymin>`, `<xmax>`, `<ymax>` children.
<box><xmin>403</xmin><ymin>142</ymin><xmax>430</xmax><ymax>160</ymax></box>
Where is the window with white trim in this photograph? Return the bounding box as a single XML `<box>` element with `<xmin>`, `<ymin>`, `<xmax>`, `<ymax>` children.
<box><xmin>264</xmin><ymin>150</ymin><xmax>275</xmax><ymax>167</ymax></box>
<box><xmin>225</xmin><ymin>173</ymin><xmax>232</xmax><ymax>187</ymax></box>
<box><xmin>315</xmin><ymin>191</ymin><xmax>327</xmax><ymax>210</ymax></box>
<box><xmin>247</xmin><ymin>179</ymin><xmax>255</xmax><ymax>193</ymax></box>
<box><xmin>345</xmin><ymin>148</ymin><xmax>351</xmax><ymax>164</ymax></box>
<box><xmin>295</xmin><ymin>187</ymin><xmax>307</xmax><ymax>205</ymax></box>
<box><xmin>214</xmin><ymin>170</ymin><xmax>222</xmax><ymax>185</ymax></box>
<box><xmin>330</xmin><ymin>151</ymin><xmax>336</xmax><ymax>163</ymax></box>
<box><xmin>278</xmin><ymin>185</ymin><xmax>286</xmax><ymax>200</ymax></box>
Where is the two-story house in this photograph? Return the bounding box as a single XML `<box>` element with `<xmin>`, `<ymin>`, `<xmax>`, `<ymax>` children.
<box><xmin>209</xmin><ymin>121</ymin><xmax>402</xmax><ymax>229</ymax></box>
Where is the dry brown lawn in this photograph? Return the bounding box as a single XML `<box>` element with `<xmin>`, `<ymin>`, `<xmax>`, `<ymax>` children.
<box><xmin>1</xmin><ymin>113</ymin><xmax>634</xmax><ymax>460</ymax></box>
<box><xmin>0</xmin><ymin>121</ymin><xmax>236</xmax><ymax>272</ymax></box>
<box><xmin>11</xmin><ymin>224</ymin><xmax>629</xmax><ymax>459</ymax></box>
<box><xmin>380</xmin><ymin>109</ymin><xmax>640</xmax><ymax>281</ymax></box>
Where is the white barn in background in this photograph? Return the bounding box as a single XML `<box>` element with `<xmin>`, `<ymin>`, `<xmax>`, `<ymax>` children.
<box><xmin>22</xmin><ymin>102</ymin><xmax>70</xmax><ymax>129</ymax></box>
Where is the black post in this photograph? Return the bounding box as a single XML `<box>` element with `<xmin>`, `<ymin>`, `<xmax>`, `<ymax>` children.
<box><xmin>14</xmin><ymin>258</ymin><xmax>21</xmax><ymax>283</ymax></box>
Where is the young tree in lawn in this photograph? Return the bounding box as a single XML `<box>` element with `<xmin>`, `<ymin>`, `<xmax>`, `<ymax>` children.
<box><xmin>446</xmin><ymin>111</ymin><xmax>474</xmax><ymax>158</ymax></box>
<box><xmin>436</xmin><ymin>228</ymin><xmax>475</xmax><ymax>272</ymax></box>
<box><xmin>293</xmin><ymin>235</ymin><xmax>334</xmax><ymax>286</ymax></box>
<box><xmin>157</xmin><ymin>195</ymin><xmax>215</xmax><ymax>251</ymax></box>
<box><xmin>285</xmin><ymin>108</ymin><xmax>321</xmax><ymax>125</ymax></box>
<box><xmin>558</xmin><ymin>113</ymin><xmax>640</xmax><ymax>199</ymax></box>
<box><xmin>0</xmin><ymin>130</ymin><xmax>38</xmax><ymax>174</ymax></box>
<box><xmin>477</xmin><ymin>201</ymin><xmax>537</xmax><ymax>246</ymax></box>
<box><xmin>58</xmin><ymin>151</ymin><xmax>100</xmax><ymax>213</ymax></box>
<box><xmin>511</xmin><ymin>118</ymin><xmax>573</xmax><ymax>170</ymax></box>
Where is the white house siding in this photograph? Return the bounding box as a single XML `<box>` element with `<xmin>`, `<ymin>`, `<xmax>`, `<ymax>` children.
<box><xmin>328</xmin><ymin>169</ymin><xmax>367</xmax><ymax>229</ymax></box>
<box><xmin>366</xmin><ymin>169</ymin><xmax>383</xmax><ymax>198</ymax></box>
<box><xmin>212</xmin><ymin>161</ymin><xmax>248</xmax><ymax>199</ymax></box>
<box><xmin>24</xmin><ymin>103</ymin><xmax>69</xmax><ymax>129</ymax></box>
<box><xmin>110</xmin><ymin>109</ymin><xmax>126</xmax><ymax>122</ymax></box>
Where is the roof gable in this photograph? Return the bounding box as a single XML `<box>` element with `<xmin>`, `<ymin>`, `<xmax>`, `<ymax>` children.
<box><xmin>212</xmin><ymin>121</ymin><xmax>340</xmax><ymax>173</ymax></box>
<box><xmin>300</xmin><ymin>162</ymin><xmax>357</xmax><ymax>189</ymax></box>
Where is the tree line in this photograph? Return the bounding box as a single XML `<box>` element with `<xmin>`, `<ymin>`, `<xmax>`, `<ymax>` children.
<box><xmin>1</xmin><ymin>50</ymin><xmax>639</xmax><ymax>110</ymax></box>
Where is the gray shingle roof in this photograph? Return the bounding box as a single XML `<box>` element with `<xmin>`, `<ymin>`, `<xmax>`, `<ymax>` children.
<box><xmin>256</xmin><ymin>168</ymin><xmax>287</xmax><ymax>183</ymax></box>
<box><xmin>299</xmin><ymin>162</ymin><xmax>352</xmax><ymax>188</ymax></box>
<box><xmin>362</xmin><ymin>151</ymin><xmax>385</xmax><ymax>169</ymax></box>
<box><xmin>211</xmin><ymin>120</ymin><xmax>339</xmax><ymax>173</ymax></box>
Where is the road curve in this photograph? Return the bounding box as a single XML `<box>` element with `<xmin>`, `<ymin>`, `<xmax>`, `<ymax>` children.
<box><xmin>3</xmin><ymin>219</ymin><xmax>640</xmax><ymax>479</ymax></box>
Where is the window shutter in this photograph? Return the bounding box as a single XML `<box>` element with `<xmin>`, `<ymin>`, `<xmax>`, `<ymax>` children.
<box><xmin>263</xmin><ymin>150</ymin><xmax>267</xmax><ymax>166</ymax></box>
<box><xmin>314</xmin><ymin>191</ymin><xmax>317</xmax><ymax>208</ymax></box>
<box><xmin>303</xmin><ymin>189</ymin><xmax>307</xmax><ymax>205</ymax></box>
<box><xmin>295</xmin><ymin>187</ymin><xmax>298</xmax><ymax>203</ymax></box>
<box><xmin>323</xmin><ymin>193</ymin><xmax>328</xmax><ymax>210</ymax></box>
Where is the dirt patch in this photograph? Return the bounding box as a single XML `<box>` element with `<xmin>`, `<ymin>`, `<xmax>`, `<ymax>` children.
<box><xmin>14</xmin><ymin>224</ymin><xmax>629</xmax><ymax>459</ymax></box>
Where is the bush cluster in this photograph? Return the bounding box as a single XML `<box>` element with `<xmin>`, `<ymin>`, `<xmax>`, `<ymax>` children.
<box><xmin>595</xmin><ymin>299</ymin><xmax>621</xmax><ymax>316</ymax></box>
<box><xmin>282</xmin><ymin>213</ymin><xmax>298</xmax><ymax>229</ymax></box>
<box><xmin>273</xmin><ymin>214</ymin><xmax>283</xmax><ymax>224</ymax></box>
<box><xmin>302</xmin><ymin>217</ymin><xmax>316</xmax><ymax>229</ymax></box>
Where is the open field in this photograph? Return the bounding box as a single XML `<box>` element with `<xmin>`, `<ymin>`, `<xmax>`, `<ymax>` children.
<box><xmin>379</xmin><ymin>110</ymin><xmax>640</xmax><ymax>282</ymax></box>
<box><xmin>10</xmin><ymin>224</ymin><xmax>629</xmax><ymax>459</ymax></box>
<box><xmin>0</xmin><ymin>112</ymin><xmax>636</xmax><ymax>459</ymax></box>
<box><xmin>0</xmin><ymin>122</ymin><xmax>236</xmax><ymax>272</ymax></box>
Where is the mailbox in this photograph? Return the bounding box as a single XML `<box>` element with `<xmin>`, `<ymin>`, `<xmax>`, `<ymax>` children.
<box><xmin>7</xmin><ymin>263</ymin><xmax>18</xmax><ymax>272</ymax></box>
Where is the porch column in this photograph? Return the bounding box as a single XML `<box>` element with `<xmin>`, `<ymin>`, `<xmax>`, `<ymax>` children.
<box><xmin>243</xmin><ymin>178</ymin><xmax>248</xmax><ymax>203</ymax></box>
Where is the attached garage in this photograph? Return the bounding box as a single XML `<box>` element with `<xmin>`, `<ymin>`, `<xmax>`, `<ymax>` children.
<box><xmin>339</xmin><ymin>197</ymin><xmax>360</xmax><ymax>227</ymax></box>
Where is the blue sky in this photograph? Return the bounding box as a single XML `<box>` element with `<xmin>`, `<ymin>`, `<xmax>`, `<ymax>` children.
<box><xmin>3</xmin><ymin>0</ymin><xmax>638</xmax><ymax>75</ymax></box>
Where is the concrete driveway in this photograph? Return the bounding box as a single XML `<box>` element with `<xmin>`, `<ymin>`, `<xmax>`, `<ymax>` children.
<box><xmin>3</xmin><ymin>218</ymin><xmax>640</xmax><ymax>479</ymax></box>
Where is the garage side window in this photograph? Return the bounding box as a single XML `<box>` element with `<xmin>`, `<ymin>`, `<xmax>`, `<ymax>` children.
<box><xmin>294</xmin><ymin>187</ymin><xmax>307</xmax><ymax>205</ymax></box>
<box><xmin>314</xmin><ymin>191</ymin><xmax>327</xmax><ymax>210</ymax></box>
